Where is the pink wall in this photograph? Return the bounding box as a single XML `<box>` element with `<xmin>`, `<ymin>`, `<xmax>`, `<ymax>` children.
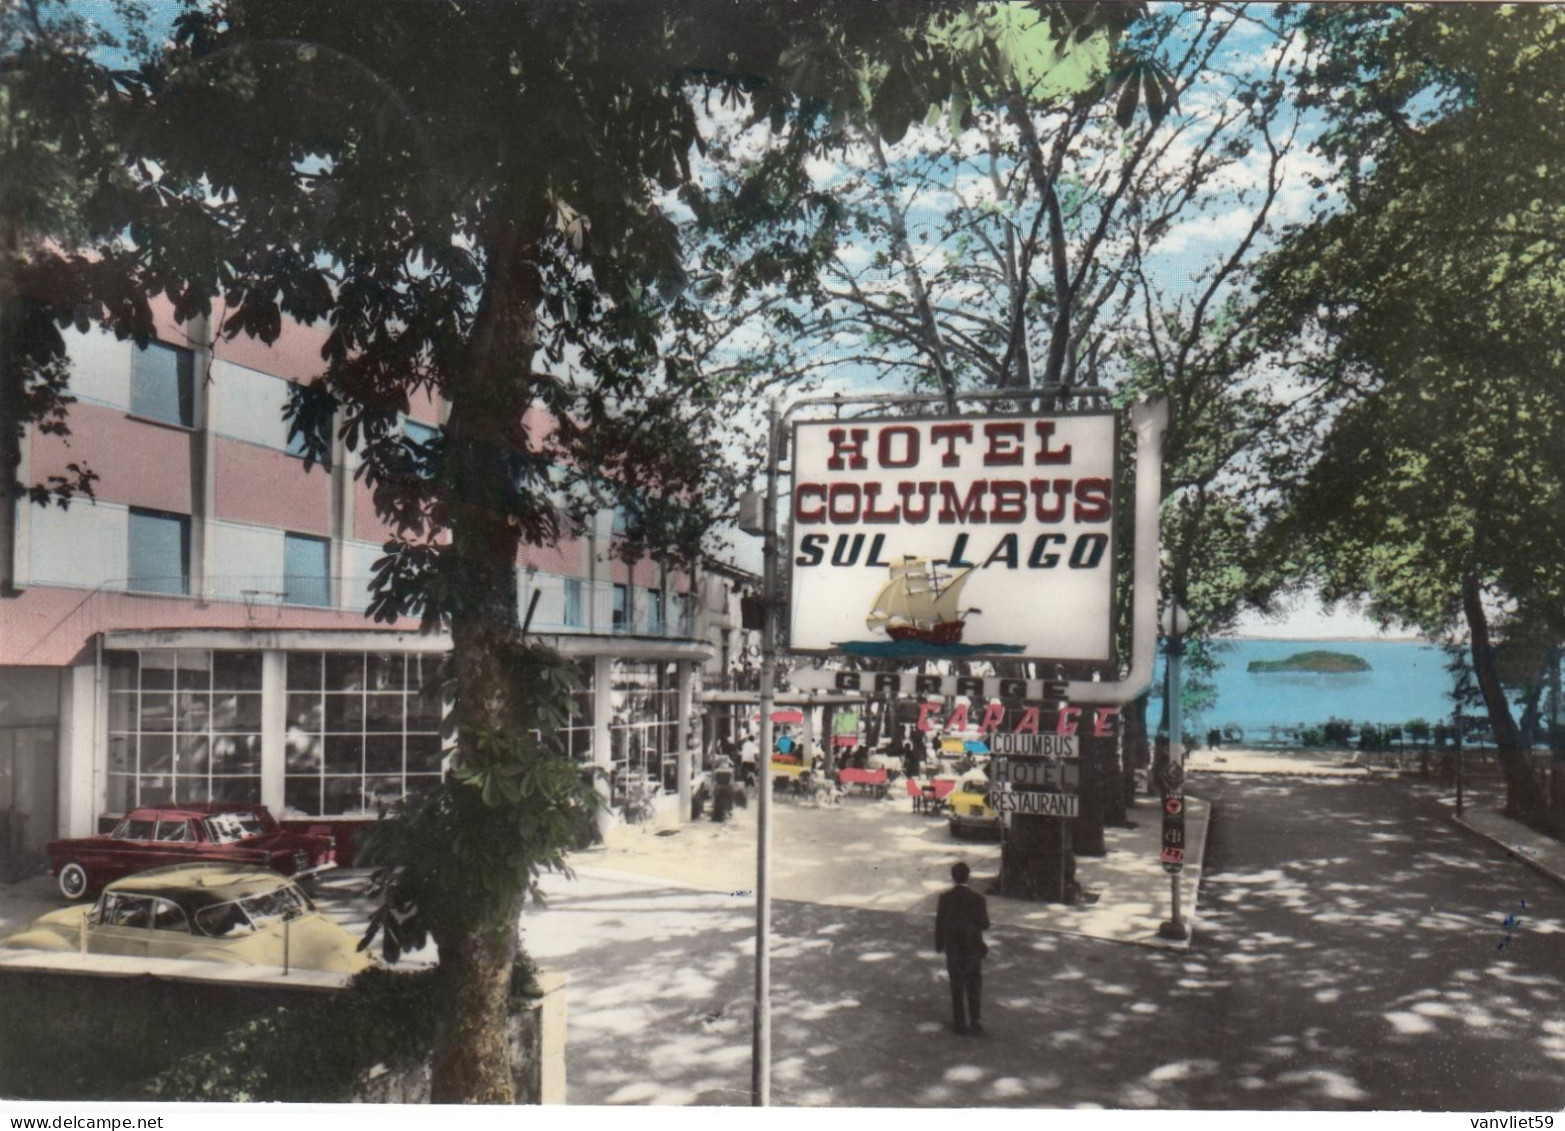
<box><xmin>210</xmin><ymin>316</ymin><xmax>330</xmax><ymax>385</ymax></box>
<box><xmin>32</xmin><ymin>403</ymin><xmax>193</xmax><ymax>514</ymax></box>
<box><xmin>213</xmin><ymin>439</ymin><xmax>330</xmax><ymax>535</ymax></box>
<box><xmin>0</xmin><ymin>584</ymin><xmax>417</xmax><ymax>667</ymax></box>
<box><xmin>518</xmin><ymin>532</ymin><xmax>583</xmax><ymax>573</ymax></box>
<box><xmin>609</xmin><ymin>555</ymin><xmax>662</xmax><ymax>588</ymax></box>
<box><xmin>352</xmin><ymin>477</ymin><xmax>395</xmax><ymax>543</ymax></box>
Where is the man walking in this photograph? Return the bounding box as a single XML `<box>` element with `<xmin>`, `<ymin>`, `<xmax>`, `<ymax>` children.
<box><xmin>935</xmin><ymin>861</ymin><xmax>990</xmax><ymax>1035</ymax></box>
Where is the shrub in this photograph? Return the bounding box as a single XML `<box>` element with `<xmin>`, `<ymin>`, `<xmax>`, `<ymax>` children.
<box><xmin>1323</xmin><ymin>718</ymin><xmax>1355</xmax><ymax>745</ymax></box>
<box><xmin>0</xmin><ymin>959</ymin><xmax>549</xmax><ymax>1102</ymax></box>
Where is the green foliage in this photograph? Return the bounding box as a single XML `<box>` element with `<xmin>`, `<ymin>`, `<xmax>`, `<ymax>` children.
<box><xmin>357</xmin><ymin>642</ymin><xmax>598</xmax><ymax>956</ymax></box>
<box><xmin>2</xmin><ymin>0</ymin><xmax>157</xmax><ymax>518</ymax></box>
<box><xmin>1254</xmin><ymin>4</ymin><xmax>1565</xmax><ymax>816</ymax></box>
<box><xmin>1247</xmin><ymin>650</ymin><xmax>1370</xmax><ymax>674</ymax></box>
<box><xmin>0</xmin><ymin>964</ymin><xmax>517</xmax><ymax>1102</ymax></box>
<box><xmin>1322</xmin><ymin>718</ymin><xmax>1355</xmax><ymax>746</ymax></box>
<box><xmin>138</xmin><ymin>969</ymin><xmax>440</xmax><ymax>1102</ymax></box>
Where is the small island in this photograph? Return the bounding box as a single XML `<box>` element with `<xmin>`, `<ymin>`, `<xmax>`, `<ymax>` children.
<box><xmin>1247</xmin><ymin>649</ymin><xmax>1371</xmax><ymax>674</ymax></box>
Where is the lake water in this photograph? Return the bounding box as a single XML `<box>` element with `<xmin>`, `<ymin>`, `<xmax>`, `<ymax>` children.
<box><xmin>1151</xmin><ymin>638</ymin><xmax>1458</xmax><ymax>739</ymax></box>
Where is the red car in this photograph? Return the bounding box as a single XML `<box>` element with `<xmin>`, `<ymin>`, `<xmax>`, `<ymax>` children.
<box><xmin>47</xmin><ymin>804</ymin><xmax>337</xmax><ymax>901</ymax></box>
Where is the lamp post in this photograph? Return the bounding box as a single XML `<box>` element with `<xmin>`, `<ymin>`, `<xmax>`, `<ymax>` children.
<box><xmin>1454</xmin><ymin>702</ymin><xmax>1464</xmax><ymax>818</ymax></box>
<box><xmin>1157</xmin><ymin>603</ymin><xmax>1190</xmax><ymax>942</ymax></box>
<box><xmin>751</xmin><ymin>399</ymin><xmax>781</xmax><ymax>1107</ymax></box>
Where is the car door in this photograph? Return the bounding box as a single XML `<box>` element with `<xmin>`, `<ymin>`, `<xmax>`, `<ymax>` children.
<box><xmin>149</xmin><ymin>818</ymin><xmax>200</xmax><ymax>868</ymax></box>
<box><xmin>88</xmin><ymin>892</ymin><xmax>154</xmax><ymax>958</ymax></box>
<box><xmin>145</xmin><ymin>896</ymin><xmax>202</xmax><ymax>961</ymax></box>
<box><xmin>105</xmin><ymin>815</ymin><xmax>159</xmax><ymax>882</ymax></box>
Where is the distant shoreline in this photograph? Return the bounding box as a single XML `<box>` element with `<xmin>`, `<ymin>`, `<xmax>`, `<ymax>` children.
<box><xmin>1219</xmin><ymin>635</ymin><xmax>1435</xmax><ymax>645</ymax></box>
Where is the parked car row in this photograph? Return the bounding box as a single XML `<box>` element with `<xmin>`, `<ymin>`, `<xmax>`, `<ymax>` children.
<box><xmin>47</xmin><ymin>803</ymin><xmax>337</xmax><ymax>901</ymax></box>
<box><xmin>0</xmin><ymin>804</ymin><xmax>366</xmax><ymax>976</ymax></box>
<box><xmin>1</xmin><ymin>863</ymin><xmax>374</xmax><ymax>974</ymax></box>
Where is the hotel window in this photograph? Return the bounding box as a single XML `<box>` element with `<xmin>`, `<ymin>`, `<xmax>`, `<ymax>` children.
<box><xmin>106</xmin><ymin>650</ymin><xmax>263</xmax><ymax>812</ymax></box>
<box><xmin>284</xmin><ymin>652</ymin><xmax>444</xmax><ymax>817</ymax></box>
<box><xmin>130</xmin><ymin>341</ymin><xmax>194</xmax><ymax>427</ymax></box>
<box><xmin>563</xmin><ymin>578</ymin><xmax>584</xmax><ymax>628</ymax></box>
<box><xmin>646</xmin><ymin>588</ymin><xmax>665</xmax><ymax>635</ymax></box>
<box><xmin>612</xmin><ymin>583</ymin><xmax>629</xmax><ymax>632</ymax></box>
<box><xmin>127</xmin><ymin>508</ymin><xmax>190</xmax><ymax>595</ymax></box>
<box><xmin>402</xmin><ymin>417</ymin><xmax>440</xmax><ymax>480</ymax></box>
<box><xmin>283</xmin><ymin>532</ymin><xmax>331</xmax><ymax>607</ymax></box>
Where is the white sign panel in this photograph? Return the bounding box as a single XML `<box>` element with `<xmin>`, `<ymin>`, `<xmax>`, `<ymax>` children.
<box><xmin>988</xmin><ymin>733</ymin><xmax>1078</xmax><ymax>759</ymax></box>
<box><xmin>990</xmin><ymin>790</ymin><xmax>1080</xmax><ymax>818</ymax></box>
<box><xmin>993</xmin><ymin>758</ymin><xmax>1080</xmax><ymax>791</ymax></box>
<box><xmin>788</xmin><ymin>413</ymin><xmax>1117</xmax><ymax>661</ymax></box>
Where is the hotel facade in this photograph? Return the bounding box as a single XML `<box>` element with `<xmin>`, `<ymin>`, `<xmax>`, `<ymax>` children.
<box><xmin>0</xmin><ymin>303</ymin><xmax>758</xmax><ymax>878</ymax></box>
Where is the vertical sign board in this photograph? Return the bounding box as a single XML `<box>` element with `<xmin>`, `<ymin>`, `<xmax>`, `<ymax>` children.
<box><xmin>1160</xmin><ymin>762</ymin><xmax>1186</xmax><ymax>873</ymax></box>
<box><xmin>787</xmin><ymin>413</ymin><xmax>1118</xmax><ymax>662</ymax></box>
<box><xmin>990</xmin><ymin>736</ymin><xmax>1080</xmax><ymax>826</ymax></box>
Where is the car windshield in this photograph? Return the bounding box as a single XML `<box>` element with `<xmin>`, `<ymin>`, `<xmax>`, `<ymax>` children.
<box><xmin>202</xmin><ymin>812</ymin><xmax>266</xmax><ymax>844</ymax></box>
<box><xmin>193</xmin><ymin>884</ymin><xmax>312</xmax><ymax>938</ymax></box>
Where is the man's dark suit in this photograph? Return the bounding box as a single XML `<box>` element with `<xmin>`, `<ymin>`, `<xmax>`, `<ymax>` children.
<box><xmin>935</xmin><ymin>881</ymin><xmax>990</xmax><ymax>1033</ymax></box>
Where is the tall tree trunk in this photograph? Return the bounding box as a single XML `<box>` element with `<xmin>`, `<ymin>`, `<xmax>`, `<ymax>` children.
<box><xmin>430</xmin><ymin>917</ymin><xmax>523</xmax><ymax>1103</ymax></box>
<box><xmin>1462</xmin><ymin>572</ymin><xmax>1547</xmax><ymax>825</ymax></box>
<box><xmin>0</xmin><ymin>219</ymin><xmax>22</xmax><ymax>597</ymax></box>
<box><xmin>434</xmin><ymin>210</ymin><xmax>542</xmax><ymax>1102</ymax></box>
<box><xmin>1124</xmin><ymin>693</ymin><xmax>1150</xmax><ymax>802</ymax></box>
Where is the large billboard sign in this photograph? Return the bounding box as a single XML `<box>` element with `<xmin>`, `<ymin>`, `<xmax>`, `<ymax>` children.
<box><xmin>788</xmin><ymin>412</ymin><xmax>1117</xmax><ymax>661</ymax></box>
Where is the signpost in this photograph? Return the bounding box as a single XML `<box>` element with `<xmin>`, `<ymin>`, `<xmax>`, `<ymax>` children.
<box><xmin>1157</xmin><ymin>761</ymin><xmax>1188</xmax><ymax>940</ymax></box>
<box><xmin>743</xmin><ymin>390</ymin><xmax>1169</xmax><ymax>1106</ymax></box>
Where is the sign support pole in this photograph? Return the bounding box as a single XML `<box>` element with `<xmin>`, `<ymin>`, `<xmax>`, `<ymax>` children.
<box><xmin>751</xmin><ymin>398</ymin><xmax>780</xmax><ymax>1108</ymax></box>
<box><xmin>1158</xmin><ymin>612</ymin><xmax>1189</xmax><ymax>942</ymax></box>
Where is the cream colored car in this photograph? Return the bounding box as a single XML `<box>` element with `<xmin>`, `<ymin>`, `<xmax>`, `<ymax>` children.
<box><xmin>1</xmin><ymin>863</ymin><xmax>376</xmax><ymax>975</ymax></box>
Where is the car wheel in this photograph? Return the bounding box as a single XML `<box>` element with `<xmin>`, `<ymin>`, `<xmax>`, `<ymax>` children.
<box><xmin>948</xmin><ymin>822</ymin><xmax>963</xmax><ymax>840</ymax></box>
<box><xmin>57</xmin><ymin>862</ymin><xmax>90</xmax><ymax>901</ymax></box>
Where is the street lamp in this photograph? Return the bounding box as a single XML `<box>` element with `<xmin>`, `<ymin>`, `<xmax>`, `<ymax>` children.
<box><xmin>1160</xmin><ymin>602</ymin><xmax>1189</xmax><ymax>763</ymax></box>
<box><xmin>1157</xmin><ymin>602</ymin><xmax>1189</xmax><ymax>942</ymax></box>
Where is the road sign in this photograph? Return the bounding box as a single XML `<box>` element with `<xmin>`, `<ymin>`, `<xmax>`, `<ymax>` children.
<box><xmin>1160</xmin><ymin>772</ymin><xmax>1186</xmax><ymax>874</ymax></box>
<box><xmin>989</xmin><ymin>790</ymin><xmax>1079</xmax><ymax>818</ymax></box>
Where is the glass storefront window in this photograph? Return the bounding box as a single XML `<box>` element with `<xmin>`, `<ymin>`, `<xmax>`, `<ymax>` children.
<box><xmin>105</xmin><ymin>650</ymin><xmax>263</xmax><ymax>812</ymax></box>
<box><xmin>607</xmin><ymin>660</ymin><xmax>679</xmax><ymax>801</ymax></box>
<box><xmin>561</xmin><ymin>660</ymin><xmax>596</xmax><ymax>765</ymax></box>
<box><xmin>284</xmin><ymin>651</ymin><xmax>444</xmax><ymax>817</ymax></box>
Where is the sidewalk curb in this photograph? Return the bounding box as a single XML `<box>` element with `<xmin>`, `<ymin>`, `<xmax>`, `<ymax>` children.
<box><xmin>1452</xmin><ymin>814</ymin><xmax>1565</xmax><ymax>889</ymax></box>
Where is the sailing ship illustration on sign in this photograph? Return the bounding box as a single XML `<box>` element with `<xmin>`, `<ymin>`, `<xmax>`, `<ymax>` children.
<box><xmin>867</xmin><ymin>556</ymin><xmax>978</xmax><ymax>644</ymax></box>
<box><xmin>839</xmin><ymin>556</ymin><xmax>1024</xmax><ymax>657</ymax></box>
